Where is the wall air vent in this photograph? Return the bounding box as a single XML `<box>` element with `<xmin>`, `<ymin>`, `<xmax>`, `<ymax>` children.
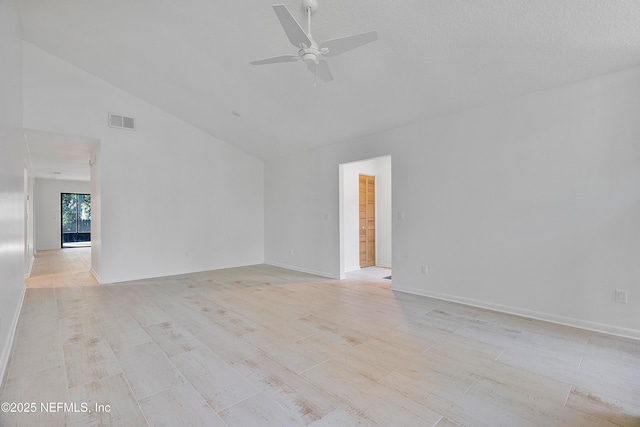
<box><xmin>108</xmin><ymin>113</ymin><xmax>136</xmax><ymax>130</ymax></box>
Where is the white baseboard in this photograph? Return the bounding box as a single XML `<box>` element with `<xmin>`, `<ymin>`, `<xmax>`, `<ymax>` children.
<box><xmin>90</xmin><ymin>268</ymin><xmax>102</xmax><ymax>284</ymax></box>
<box><xmin>265</xmin><ymin>262</ymin><xmax>338</xmax><ymax>280</ymax></box>
<box><xmin>1</xmin><ymin>286</ymin><xmax>26</xmax><ymax>387</ymax></box>
<box><xmin>394</xmin><ymin>286</ymin><xmax>640</xmax><ymax>341</ymax></box>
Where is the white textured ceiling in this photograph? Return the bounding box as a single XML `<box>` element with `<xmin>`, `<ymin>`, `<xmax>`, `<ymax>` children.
<box><xmin>18</xmin><ymin>0</ymin><xmax>640</xmax><ymax>160</ymax></box>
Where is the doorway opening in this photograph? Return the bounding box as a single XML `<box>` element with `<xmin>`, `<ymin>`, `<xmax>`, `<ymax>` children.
<box><xmin>23</xmin><ymin>128</ymin><xmax>101</xmax><ymax>285</ymax></box>
<box><xmin>61</xmin><ymin>192</ymin><xmax>91</xmax><ymax>248</ymax></box>
<box><xmin>339</xmin><ymin>155</ymin><xmax>392</xmax><ymax>281</ymax></box>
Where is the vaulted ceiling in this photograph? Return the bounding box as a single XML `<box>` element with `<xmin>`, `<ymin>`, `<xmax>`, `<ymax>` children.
<box><xmin>18</xmin><ymin>0</ymin><xmax>640</xmax><ymax>161</ymax></box>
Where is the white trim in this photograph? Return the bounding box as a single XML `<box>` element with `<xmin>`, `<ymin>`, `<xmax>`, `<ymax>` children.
<box><xmin>394</xmin><ymin>286</ymin><xmax>640</xmax><ymax>341</ymax></box>
<box><xmin>90</xmin><ymin>268</ymin><xmax>102</xmax><ymax>284</ymax></box>
<box><xmin>0</xmin><ymin>286</ymin><xmax>26</xmax><ymax>386</ymax></box>
<box><xmin>24</xmin><ymin>254</ymin><xmax>35</xmax><ymax>278</ymax></box>
<box><xmin>265</xmin><ymin>262</ymin><xmax>338</xmax><ymax>279</ymax></box>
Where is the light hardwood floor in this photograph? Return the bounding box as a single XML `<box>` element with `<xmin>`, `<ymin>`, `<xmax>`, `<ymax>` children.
<box><xmin>25</xmin><ymin>248</ymin><xmax>98</xmax><ymax>288</ymax></box>
<box><xmin>2</xmin><ymin>259</ymin><xmax>639</xmax><ymax>426</ymax></box>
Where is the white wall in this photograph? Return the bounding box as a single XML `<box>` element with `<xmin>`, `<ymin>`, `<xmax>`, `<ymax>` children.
<box><xmin>24</xmin><ymin>169</ymin><xmax>35</xmax><ymax>276</ymax></box>
<box><xmin>0</xmin><ymin>0</ymin><xmax>26</xmax><ymax>384</ymax></box>
<box><xmin>265</xmin><ymin>66</ymin><xmax>640</xmax><ymax>339</ymax></box>
<box><xmin>34</xmin><ymin>178</ymin><xmax>91</xmax><ymax>251</ymax></box>
<box><xmin>341</xmin><ymin>156</ymin><xmax>391</xmax><ymax>272</ymax></box>
<box><xmin>23</xmin><ymin>43</ymin><xmax>264</xmax><ymax>283</ymax></box>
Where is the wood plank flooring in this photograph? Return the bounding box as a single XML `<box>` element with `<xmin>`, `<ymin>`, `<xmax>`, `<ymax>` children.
<box><xmin>25</xmin><ymin>248</ymin><xmax>98</xmax><ymax>288</ymax></box>
<box><xmin>2</xmin><ymin>262</ymin><xmax>639</xmax><ymax>426</ymax></box>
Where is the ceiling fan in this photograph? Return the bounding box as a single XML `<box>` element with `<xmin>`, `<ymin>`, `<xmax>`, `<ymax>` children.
<box><xmin>250</xmin><ymin>0</ymin><xmax>378</xmax><ymax>83</ymax></box>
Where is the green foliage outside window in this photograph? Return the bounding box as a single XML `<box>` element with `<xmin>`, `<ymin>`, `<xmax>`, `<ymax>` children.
<box><xmin>62</xmin><ymin>193</ymin><xmax>91</xmax><ymax>233</ymax></box>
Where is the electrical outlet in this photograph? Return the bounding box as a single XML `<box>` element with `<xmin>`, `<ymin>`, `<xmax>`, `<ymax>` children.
<box><xmin>615</xmin><ymin>289</ymin><xmax>628</xmax><ymax>304</ymax></box>
<box><xmin>420</xmin><ymin>264</ymin><xmax>428</xmax><ymax>275</ymax></box>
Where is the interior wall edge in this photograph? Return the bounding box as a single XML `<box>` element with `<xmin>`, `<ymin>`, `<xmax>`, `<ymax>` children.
<box><xmin>394</xmin><ymin>285</ymin><xmax>640</xmax><ymax>341</ymax></box>
<box><xmin>23</xmin><ymin>254</ymin><xmax>35</xmax><ymax>278</ymax></box>
<box><xmin>0</xmin><ymin>286</ymin><xmax>26</xmax><ymax>388</ymax></box>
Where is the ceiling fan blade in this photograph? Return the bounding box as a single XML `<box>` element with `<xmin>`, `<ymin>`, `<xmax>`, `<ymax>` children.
<box><xmin>272</xmin><ymin>4</ymin><xmax>312</xmax><ymax>48</ymax></box>
<box><xmin>308</xmin><ymin>60</ymin><xmax>333</xmax><ymax>83</ymax></box>
<box><xmin>320</xmin><ymin>31</ymin><xmax>378</xmax><ymax>57</ymax></box>
<box><xmin>250</xmin><ymin>54</ymin><xmax>300</xmax><ymax>65</ymax></box>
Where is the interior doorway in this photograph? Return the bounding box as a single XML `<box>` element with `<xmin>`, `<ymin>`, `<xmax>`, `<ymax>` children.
<box><xmin>23</xmin><ymin>128</ymin><xmax>101</xmax><ymax>284</ymax></box>
<box><xmin>339</xmin><ymin>155</ymin><xmax>392</xmax><ymax>280</ymax></box>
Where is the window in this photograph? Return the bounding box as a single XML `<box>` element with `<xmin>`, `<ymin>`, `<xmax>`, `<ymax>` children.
<box><xmin>61</xmin><ymin>193</ymin><xmax>91</xmax><ymax>248</ymax></box>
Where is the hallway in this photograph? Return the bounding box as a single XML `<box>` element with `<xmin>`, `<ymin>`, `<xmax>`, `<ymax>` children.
<box><xmin>25</xmin><ymin>248</ymin><xmax>98</xmax><ymax>288</ymax></box>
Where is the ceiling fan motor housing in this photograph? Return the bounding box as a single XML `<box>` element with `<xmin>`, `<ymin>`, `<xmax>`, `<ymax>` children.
<box><xmin>301</xmin><ymin>51</ymin><xmax>318</xmax><ymax>64</ymax></box>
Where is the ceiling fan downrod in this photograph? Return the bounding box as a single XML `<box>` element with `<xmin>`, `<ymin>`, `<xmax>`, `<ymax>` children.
<box><xmin>302</xmin><ymin>0</ymin><xmax>317</xmax><ymax>36</ymax></box>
